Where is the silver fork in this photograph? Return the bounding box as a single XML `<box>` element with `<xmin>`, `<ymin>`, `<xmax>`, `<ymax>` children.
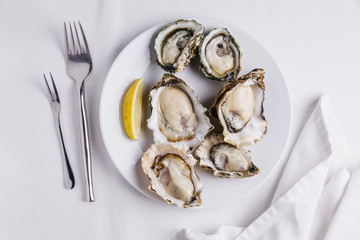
<box><xmin>44</xmin><ymin>73</ymin><xmax>75</xmax><ymax>189</ymax></box>
<box><xmin>64</xmin><ymin>21</ymin><xmax>95</xmax><ymax>202</ymax></box>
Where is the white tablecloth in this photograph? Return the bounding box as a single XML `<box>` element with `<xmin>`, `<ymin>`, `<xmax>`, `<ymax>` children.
<box><xmin>1</xmin><ymin>1</ymin><xmax>359</xmax><ymax>239</ymax></box>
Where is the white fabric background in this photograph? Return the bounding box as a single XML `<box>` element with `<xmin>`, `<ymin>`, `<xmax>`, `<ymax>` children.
<box><xmin>1</xmin><ymin>0</ymin><xmax>360</xmax><ymax>239</ymax></box>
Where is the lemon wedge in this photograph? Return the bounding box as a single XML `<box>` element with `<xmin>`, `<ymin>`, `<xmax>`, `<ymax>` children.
<box><xmin>123</xmin><ymin>78</ymin><xmax>143</xmax><ymax>140</ymax></box>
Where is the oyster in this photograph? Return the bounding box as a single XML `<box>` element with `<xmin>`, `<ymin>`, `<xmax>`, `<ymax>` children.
<box><xmin>141</xmin><ymin>143</ymin><xmax>203</xmax><ymax>208</ymax></box>
<box><xmin>199</xmin><ymin>28</ymin><xmax>243</xmax><ymax>82</ymax></box>
<box><xmin>148</xmin><ymin>74</ymin><xmax>213</xmax><ymax>150</ymax></box>
<box><xmin>210</xmin><ymin>69</ymin><xmax>267</xmax><ymax>147</ymax></box>
<box><xmin>154</xmin><ymin>19</ymin><xmax>204</xmax><ymax>73</ymax></box>
<box><xmin>195</xmin><ymin>133</ymin><xmax>259</xmax><ymax>178</ymax></box>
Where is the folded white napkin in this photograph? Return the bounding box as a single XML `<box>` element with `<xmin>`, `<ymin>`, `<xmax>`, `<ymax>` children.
<box><xmin>168</xmin><ymin>95</ymin><xmax>360</xmax><ymax>240</ymax></box>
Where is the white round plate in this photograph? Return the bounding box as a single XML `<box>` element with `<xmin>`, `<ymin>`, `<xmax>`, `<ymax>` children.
<box><xmin>100</xmin><ymin>18</ymin><xmax>291</xmax><ymax>209</ymax></box>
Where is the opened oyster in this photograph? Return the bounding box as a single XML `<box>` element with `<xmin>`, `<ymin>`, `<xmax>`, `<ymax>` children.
<box><xmin>195</xmin><ymin>133</ymin><xmax>259</xmax><ymax>178</ymax></box>
<box><xmin>210</xmin><ymin>68</ymin><xmax>267</xmax><ymax>147</ymax></box>
<box><xmin>199</xmin><ymin>28</ymin><xmax>243</xmax><ymax>82</ymax></box>
<box><xmin>154</xmin><ymin>19</ymin><xmax>204</xmax><ymax>73</ymax></box>
<box><xmin>148</xmin><ymin>74</ymin><xmax>213</xmax><ymax>150</ymax></box>
<box><xmin>141</xmin><ymin>143</ymin><xmax>203</xmax><ymax>208</ymax></box>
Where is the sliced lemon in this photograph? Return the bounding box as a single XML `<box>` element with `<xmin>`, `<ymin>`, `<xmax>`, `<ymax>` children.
<box><xmin>123</xmin><ymin>78</ymin><xmax>143</xmax><ymax>140</ymax></box>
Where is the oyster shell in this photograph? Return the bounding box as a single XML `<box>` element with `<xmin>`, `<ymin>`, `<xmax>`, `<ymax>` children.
<box><xmin>154</xmin><ymin>19</ymin><xmax>204</xmax><ymax>73</ymax></box>
<box><xmin>199</xmin><ymin>28</ymin><xmax>243</xmax><ymax>82</ymax></box>
<box><xmin>148</xmin><ymin>74</ymin><xmax>213</xmax><ymax>150</ymax></box>
<box><xmin>141</xmin><ymin>143</ymin><xmax>203</xmax><ymax>208</ymax></box>
<box><xmin>195</xmin><ymin>133</ymin><xmax>260</xmax><ymax>178</ymax></box>
<box><xmin>210</xmin><ymin>68</ymin><xmax>267</xmax><ymax>147</ymax></box>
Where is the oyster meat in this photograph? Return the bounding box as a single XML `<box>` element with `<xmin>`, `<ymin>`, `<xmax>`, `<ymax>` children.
<box><xmin>154</xmin><ymin>19</ymin><xmax>204</xmax><ymax>73</ymax></box>
<box><xmin>199</xmin><ymin>28</ymin><xmax>243</xmax><ymax>82</ymax></box>
<box><xmin>210</xmin><ymin>68</ymin><xmax>267</xmax><ymax>147</ymax></box>
<box><xmin>148</xmin><ymin>73</ymin><xmax>213</xmax><ymax>150</ymax></box>
<box><xmin>141</xmin><ymin>143</ymin><xmax>203</xmax><ymax>208</ymax></box>
<box><xmin>195</xmin><ymin>133</ymin><xmax>259</xmax><ymax>178</ymax></box>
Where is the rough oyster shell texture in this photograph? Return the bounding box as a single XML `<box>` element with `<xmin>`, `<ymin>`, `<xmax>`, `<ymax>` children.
<box><xmin>194</xmin><ymin>133</ymin><xmax>260</xmax><ymax>178</ymax></box>
<box><xmin>141</xmin><ymin>143</ymin><xmax>203</xmax><ymax>208</ymax></box>
<box><xmin>199</xmin><ymin>28</ymin><xmax>243</xmax><ymax>82</ymax></box>
<box><xmin>154</xmin><ymin>19</ymin><xmax>204</xmax><ymax>73</ymax></box>
<box><xmin>147</xmin><ymin>73</ymin><xmax>213</xmax><ymax>150</ymax></box>
<box><xmin>210</xmin><ymin>68</ymin><xmax>267</xmax><ymax>148</ymax></box>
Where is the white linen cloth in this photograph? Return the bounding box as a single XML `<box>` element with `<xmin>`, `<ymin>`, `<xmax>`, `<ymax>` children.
<box><xmin>168</xmin><ymin>95</ymin><xmax>360</xmax><ymax>240</ymax></box>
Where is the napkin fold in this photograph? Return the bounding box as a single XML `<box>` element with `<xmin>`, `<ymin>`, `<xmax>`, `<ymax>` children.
<box><xmin>167</xmin><ymin>95</ymin><xmax>360</xmax><ymax>240</ymax></box>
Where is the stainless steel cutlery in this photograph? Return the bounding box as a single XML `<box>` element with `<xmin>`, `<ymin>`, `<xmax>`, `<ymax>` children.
<box><xmin>64</xmin><ymin>21</ymin><xmax>95</xmax><ymax>202</ymax></box>
<box><xmin>43</xmin><ymin>21</ymin><xmax>94</xmax><ymax>201</ymax></box>
<box><xmin>44</xmin><ymin>72</ymin><xmax>75</xmax><ymax>189</ymax></box>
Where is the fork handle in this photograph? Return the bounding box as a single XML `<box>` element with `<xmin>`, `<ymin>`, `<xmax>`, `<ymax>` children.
<box><xmin>78</xmin><ymin>84</ymin><xmax>95</xmax><ymax>202</ymax></box>
<box><xmin>56</xmin><ymin>115</ymin><xmax>75</xmax><ymax>189</ymax></box>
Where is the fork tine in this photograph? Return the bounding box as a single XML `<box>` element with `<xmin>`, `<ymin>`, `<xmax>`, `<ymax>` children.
<box><xmin>43</xmin><ymin>73</ymin><xmax>54</xmax><ymax>101</ymax></box>
<box><xmin>73</xmin><ymin>21</ymin><xmax>83</xmax><ymax>54</ymax></box>
<box><xmin>64</xmin><ymin>23</ymin><xmax>70</xmax><ymax>55</ymax></box>
<box><xmin>49</xmin><ymin>72</ymin><xmax>60</xmax><ymax>103</ymax></box>
<box><xmin>68</xmin><ymin>22</ymin><xmax>77</xmax><ymax>54</ymax></box>
<box><xmin>78</xmin><ymin>21</ymin><xmax>90</xmax><ymax>54</ymax></box>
